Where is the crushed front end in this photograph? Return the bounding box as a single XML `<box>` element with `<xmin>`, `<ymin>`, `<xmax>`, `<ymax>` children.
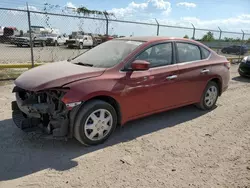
<box><xmin>12</xmin><ymin>86</ymin><xmax>71</xmax><ymax>138</ymax></box>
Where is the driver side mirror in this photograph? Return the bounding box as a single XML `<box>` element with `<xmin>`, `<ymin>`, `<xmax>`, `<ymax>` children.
<box><xmin>131</xmin><ymin>60</ymin><xmax>150</xmax><ymax>71</ymax></box>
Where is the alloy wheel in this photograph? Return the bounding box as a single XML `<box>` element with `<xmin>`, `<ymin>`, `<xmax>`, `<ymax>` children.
<box><xmin>204</xmin><ymin>86</ymin><xmax>218</xmax><ymax>107</ymax></box>
<box><xmin>84</xmin><ymin>109</ymin><xmax>113</xmax><ymax>141</ymax></box>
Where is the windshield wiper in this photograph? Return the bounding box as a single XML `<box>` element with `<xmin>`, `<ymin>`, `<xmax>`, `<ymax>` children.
<box><xmin>75</xmin><ymin>62</ymin><xmax>93</xmax><ymax>67</ymax></box>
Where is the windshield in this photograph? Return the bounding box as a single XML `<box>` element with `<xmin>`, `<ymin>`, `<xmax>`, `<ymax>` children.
<box><xmin>71</xmin><ymin>40</ymin><xmax>144</xmax><ymax>68</ymax></box>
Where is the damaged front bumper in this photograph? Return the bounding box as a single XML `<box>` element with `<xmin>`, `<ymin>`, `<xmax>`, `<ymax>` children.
<box><xmin>11</xmin><ymin>86</ymin><xmax>77</xmax><ymax>138</ymax></box>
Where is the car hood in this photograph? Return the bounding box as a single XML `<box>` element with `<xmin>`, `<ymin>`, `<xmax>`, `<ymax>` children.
<box><xmin>14</xmin><ymin>61</ymin><xmax>106</xmax><ymax>91</ymax></box>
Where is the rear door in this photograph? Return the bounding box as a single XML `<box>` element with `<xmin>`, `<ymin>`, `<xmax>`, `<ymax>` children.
<box><xmin>175</xmin><ymin>42</ymin><xmax>212</xmax><ymax>104</ymax></box>
<box><xmin>58</xmin><ymin>35</ymin><xmax>67</xmax><ymax>44</ymax></box>
<box><xmin>83</xmin><ymin>36</ymin><xmax>88</xmax><ymax>46</ymax></box>
<box><xmin>231</xmin><ymin>45</ymin><xmax>237</xmax><ymax>53</ymax></box>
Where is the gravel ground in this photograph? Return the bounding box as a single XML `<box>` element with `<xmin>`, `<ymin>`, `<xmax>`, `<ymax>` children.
<box><xmin>0</xmin><ymin>64</ymin><xmax>249</xmax><ymax>188</ymax></box>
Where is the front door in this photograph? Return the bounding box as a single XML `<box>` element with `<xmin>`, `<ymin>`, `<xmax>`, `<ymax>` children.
<box><xmin>134</xmin><ymin>42</ymin><xmax>181</xmax><ymax>111</ymax></box>
<box><xmin>119</xmin><ymin>70</ymin><xmax>152</xmax><ymax>119</ymax></box>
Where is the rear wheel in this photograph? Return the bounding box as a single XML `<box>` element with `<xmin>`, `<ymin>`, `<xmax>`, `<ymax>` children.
<box><xmin>74</xmin><ymin>100</ymin><xmax>117</xmax><ymax>146</ymax></box>
<box><xmin>196</xmin><ymin>81</ymin><xmax>219</xmax><ymax>110</ymax></box>
<box><xmin>41</xmin><ymin>41</ymin><xmax>46</xmax><ymax>47</ymax></box>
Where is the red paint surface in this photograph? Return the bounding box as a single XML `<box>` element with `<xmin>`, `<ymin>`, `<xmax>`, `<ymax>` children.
<box><xmin>15</xmin><ymin>37</ymin><xmax>230</xmax><ymax>125</ymax></box>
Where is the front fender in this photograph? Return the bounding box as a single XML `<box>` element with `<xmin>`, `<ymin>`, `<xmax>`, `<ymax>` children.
<box><xmin>62</xmin><ymin>78</ymin><xmax>120</xmax><ymax>104</ymax></box>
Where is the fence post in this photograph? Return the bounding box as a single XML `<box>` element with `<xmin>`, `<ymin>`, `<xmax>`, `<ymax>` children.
<box><xmin>155</xmin><ymin>18</ymin><xmax>159</xmax><ymax>36</ymax></box>
<box><xmin>191</xmin><ymin>23</ymin><xmax>195</xmax><ymax>40</ymax></box>
<box><xmin>103</xmin><ymin>11</ymin><xmax>109</xmax><ymax>36</ymax></box>
<box><xmin>26</xmin><ymin>3</ymin><xmax>34</xmax><ymax>68</ymax></box>
<box><xmin>239</xmin><ymin>29</ymin><xmax>245</xmax><ymax>60</ymax></box>
<box><xmin>217</xmin><ymin>27</ymin><xmax>222</xmax><ymax>53</ymax></box>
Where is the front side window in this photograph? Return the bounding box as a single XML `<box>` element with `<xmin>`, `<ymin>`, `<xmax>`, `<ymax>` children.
<box><xmin>135</xmin><ymin>43</ymin><xmax>173</xmax><ymax>68</ymax></box>
<box><xmin>176</xmin><ymin>43</ymin><xmax>201</xmax><ymax>63</ymax></box>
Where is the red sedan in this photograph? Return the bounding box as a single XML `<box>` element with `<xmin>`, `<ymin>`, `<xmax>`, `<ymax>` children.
<box><xmin>12</xmin><ymin>36</ymin><xmax>230</xmax><ymax>145</ymax></box>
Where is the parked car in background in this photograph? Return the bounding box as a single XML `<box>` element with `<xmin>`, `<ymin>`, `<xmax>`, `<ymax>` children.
<box><xmin>66</xmin><ymin>34</ymin><xmax>93</xmax><ymax>49</ymax></box>
<box><xmin>238</xmin><ymin>56</ymin><xmax>250</xmax><ymax>77</ymax></box>
<box><xmin>0</xmin><ymin>26</ymin><xmax>4</xmax><ymax>36</ymax></box>
<box><xmin>14</xmin><ymin>33</ymin><xmax>36</xmax><ymax>47</ymax></box>
<box><xmin>0</xmin><ymin>26</ymin><xmax>20</xmax><ymax>43</ymax></box>
<box><xmin>221</xmin><ymin>45</ymin><xmax>248</xmax><ymax>55</ymax></box>
<box><xmin>34</xmin><ymin>33</ymin><xmax>68</xmax><ymax>47</ymax></box>
<box><xmin>12</xmin><ymin>36</ymin><xmax>230</xmax><ymax>146</ymax></box>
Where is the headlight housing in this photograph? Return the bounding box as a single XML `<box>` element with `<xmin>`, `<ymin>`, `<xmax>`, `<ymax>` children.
<box><xmin>241</xmin><ymin>56</ymin><xmax>248</xmax><ymax>64</ymax></box>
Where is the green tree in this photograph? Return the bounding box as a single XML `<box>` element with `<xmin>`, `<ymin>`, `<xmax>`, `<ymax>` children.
<box><xmin>235</xmin><ymin>37</ymin><xmax>241</xmax><ymax>42</ymax></box>
<box><xmin>183</xmin><ymin>35</ymin><xmax>189</xmax><ymax>39</ymax></box>
<box><xmin>224</xmin><ymin>37</ymin><xmax>234</xmax><ymax>42</ymax></box>
<box><xmin>201</xmin><ymin>31</ymin><xmax>215</xmax><ymax>41</ymax></box>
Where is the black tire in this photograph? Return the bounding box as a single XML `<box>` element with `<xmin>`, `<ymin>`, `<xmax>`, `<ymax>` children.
<box><xmin>196</xmin><ymin>81</ymin><xmax>219</xmax><ymax>110</ymax></box>
<box><xmin>239</xmin><ymin>70</ymin><xmax>246</xmax><ymax>77</ymax></box>
<box><xmin>74</xmin><ymin>100</ymin><xmax>117</xmax><ymax>146</ymax></box>
<box><xmin>79</xmin><ymin>43</ymin><xmax>83</xmax><ymax>49</ymax></box>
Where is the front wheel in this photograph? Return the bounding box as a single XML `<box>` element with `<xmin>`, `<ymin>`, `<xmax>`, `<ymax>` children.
<box><xmin>196</xmin><ymin>81</ymin><xmax>219</xmax><ymax>110</ymax></box>
<box><xmin>74</xmin><ymin>100</ymin><xmax>117</xmax><ymax>146</ymax></box>
<box><xmin>79</xmin><ymin>43</ymin><xmax>83</xmax><ymax>49</ymax></box>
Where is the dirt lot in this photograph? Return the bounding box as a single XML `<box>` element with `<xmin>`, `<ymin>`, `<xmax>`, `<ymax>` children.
<box><xmin>0</xmin><ymin>64</ymin><xmax>249</xmax><ymax>188</ymax></box>
<box><xmin>0</xmin><ymin>43</ymin><xmax>88</xmax><ymax>63</ymax></box>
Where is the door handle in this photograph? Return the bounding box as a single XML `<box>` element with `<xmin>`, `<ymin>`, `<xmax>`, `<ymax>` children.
<box><xmin>201</xmin><ymin>69</ymin><xmax>210</xmax><ymax>74</ymax></box>
<box><xmin>166</xmin><ymin>75</ymin><xmax>177</xmax><ymax>80</ymax></box>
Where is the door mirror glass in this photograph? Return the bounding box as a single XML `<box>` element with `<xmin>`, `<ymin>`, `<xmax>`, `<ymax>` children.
<box><xmin>131</xmin><ymin>60</ymin><xmax>150</xmax><ymax>71</ymax></box>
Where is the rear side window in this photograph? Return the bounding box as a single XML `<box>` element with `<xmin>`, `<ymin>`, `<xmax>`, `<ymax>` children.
<box><xmin>200</xmin><ymin>47</ymin><xmax>210</xmax><ymax>59</ymax></box>
<box><xmin>176</xmin><ymin>43</ymin><xmax>201</xmax><ymax>63</ymax></box>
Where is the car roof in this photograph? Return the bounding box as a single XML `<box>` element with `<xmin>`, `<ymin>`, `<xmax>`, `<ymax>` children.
<box><xmin>116</xmin><ymin>36</ymin><xmax>193</xmax><ymax>42</ymax></box>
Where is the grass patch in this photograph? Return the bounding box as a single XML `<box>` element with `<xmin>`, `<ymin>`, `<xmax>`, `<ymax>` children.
<box><xmin>0</xmin><ymin>68</ymin><xmax>26</xmax><ymax>81</ymax></box>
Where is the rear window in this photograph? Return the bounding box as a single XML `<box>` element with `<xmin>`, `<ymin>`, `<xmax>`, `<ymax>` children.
<box><xmin>176</xmin><ymin>43</ymin><xmax>201</xmax><ymax>63</ymax></box>
<box><xmin>200</xmin><ymin>47</ymin><xmax>210</xmax><ymax>59</ymax></box>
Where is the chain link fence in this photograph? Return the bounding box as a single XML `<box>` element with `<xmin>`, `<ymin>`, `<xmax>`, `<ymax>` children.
<box><xmin>0</xmin><ymin>7</ymin><xmax>250</xmax><ymax>80</ymax></box>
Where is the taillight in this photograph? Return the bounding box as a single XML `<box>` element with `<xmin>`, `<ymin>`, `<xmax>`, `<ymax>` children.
<box><xmin>224</xmin><ymin>62</ymin><xmax>230</xmax><ymax>69</ymax></box>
